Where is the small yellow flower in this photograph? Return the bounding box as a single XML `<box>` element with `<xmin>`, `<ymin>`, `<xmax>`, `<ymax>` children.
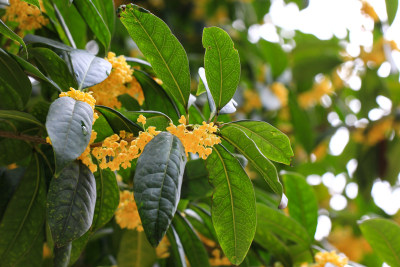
<box><xmin>270</xmin><ymin>82</ymin><xmax>288</xmax><ymax>107</ymax></box>
<box><xmin>115</xmin><ymin>190</ymin><xmax>143</xmax><ymax>231</ymax></box>
<box><xmin>59</xmin><ymin>87</ymin><xmax>99</xmax><ymax>122</ymax></box>
<box><xmin>314</xmin><ymin>251</ymin><xmax>348</xmax><ymax>267</ymax></box>
<box><xmin>2</xmin><ymin>0</ymin><xmax>48</xmax><ymax>32</ymax></box>
<box><xmin>137</xmin><ymin>115</ymin><xmax>147</xmax><ymax>125</ymax></box>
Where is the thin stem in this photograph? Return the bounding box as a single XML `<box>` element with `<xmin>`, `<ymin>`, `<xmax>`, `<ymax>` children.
<box><xmin>0</xmin><ymin>130</ymin><xmax>48</xmax><ymax>145</ymax></box>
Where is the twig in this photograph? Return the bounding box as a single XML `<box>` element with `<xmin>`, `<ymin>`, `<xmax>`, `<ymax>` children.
<box><xmin>0</xmin><ymin>130</ymin><xmax>48</xmax><ymax>144</ymax></box>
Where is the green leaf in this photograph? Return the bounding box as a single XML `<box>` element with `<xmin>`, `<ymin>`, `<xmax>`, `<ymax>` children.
<box><xmin>24</xmin><ymin>34</ymin><xmax>73</xmax><ymax>51</ymax></box>
<box><xmin>0</xmin><ymin>20</ymin><xmax>27</xmax><ymax>56</ymax></box>
<box><xmin>13</xmin><ymin>228</ymin><xmax>44</xmax><ymax>267</ymax></box>
<box><xmin>134</xmin><ymin>132</ymin><xmax>187</xmax><ymax>246</ymax></box>
<box><xmin>46</xmin><ymin>97</ymin><xmax>93</xmax><ymax>174</ymax></box>
<box><xmin>69</xmin><ymin>49</ymin><xmax>112</xmax><ymax>89</ymax></box>
<box><xmin>0</xmin><ymin>167</ymin><xmax>24</xmax><ymax>220</ymax></box>
<box><xmin>29</xmin><ymin>47</ymin><xmax>78</xmax><ymax>90</ymax></box>
<box><xmin>47</xmin><ymin>161</ymin><xmax>96</xmax><ymax>246</ymax></box>
<box><xmin>69</xmin><ymin>231</ymin><xmax>90</xmax><ymax>266</ymax></box>
<box><xmin>220</xmin><ymin>120</ymin><xmax>293</xmax><ymax>165</ymax></box>
<box><xmin>119</xmin><ymin>110</ymin><xmax>172</xmax><ymax>131</ymax></box>
<box><xmin>54</xmin><ymin>242</ymin><xmax>72</xmax><ymax>267</ymax></box>
<box><xmin>219</xmin><ymin>125</ymin><xmax>282</xmax><ymax>198</ymax></box>
<box><xmin>166</xmin><ymin>226</ymin><xmax>187</xmax><ymax>267</ymax></box>
<box><xmin>258</xmin><ymin>39</ymin><xmax>288</xmax><ymax>78</ymax></box>
<box><xmin>92</xmin><ymin>114</ymin><xmax>114</xmax><ymax>142</ymax></box>
<box><xmin>95</xmin><ymin>105</ymin><xmax>143</xmax><ymax>135</ymax></box>
<box><xmin>359</xmin><ymin>218</ymin><xmax>400</xmax><ymax>266</ymax></box>
<box><xmin>386</xmin><ymin>0</ymin><xmax>398</xmax><ymax>25</ymax></box>
<box><xmin>283</xmin><ymin>172</ymin><xmax>318</xmax><ymax>239</ymax></box>
<box><xmin>9</xmin><ymin>53</ymin><xmax>62</xmax><ymax>92</ymax></box>
<box><xmin>73</xmin><ymin>0</ymin><xmax>111</xmax><ymax>50</ymax></box>
<box><xmin>205</xmin><ymin>144</ymin><xmax>256</xmax><ymax>265</ymax></box>
<box><xmin>203</xmin><ymin>27</ymin><xmax>240</xmax><ymax>110</ymax></box>
<box><xmin>187</xmin><ymin>204</ymin><xmax>217</xmax><ymax>241</ymax></box>
<box><xmin>119</xmin><ymin>4</ymin><xmax>191</xmax><ymax>109</ymax></box>
<box><xmin>92</xmin><ymin>0</ymin><xmax>115</xmax><ymax>35</ymax></box>
<box><xmin>117</xmin><ymin>230</ymin><xmax>157</xmax><ymax>267</ymax></box>
<box><xmin>256</xmin><ymin>203</ymin><xmax>311</xmax><ymax>247</ymax></box>
<box><xmin>133</xmin><ymin>69</ymin><xmax>180</xmax><ymax>123</ymax></box>
<box><xmin>92</xmin><ymin>167</ymin><xmax>119</xmax><ymax>230</ymax></box>
<box><xmin>0</xmin><ymin>48</ymin><xmax>31</xmax><ymax>110</ymax></box>
<box><xmin>0</xmin><ymin>110</ymin><xmax>44</xmax><ymax>128</ymax></box>
<box><xmin>21</xmin><ymin>0</ymin><xmax>40</xmax><ymax>9</ymax></box>
<box><xmin>172</xmin><ymin>212</ymin><xmax>211</xmax><ymax>267</ymax></box>
<box><xmin>181</xmin><ymin>159</ymin><xmax>212</xmax><ymax>200</ymax></box>
<box><xmin>0</xmin><ymin>154</ymin><xmax>46</xmax><ymax>267</ymax></box>
<box><xmin>254</xmin><ymin>230</ymin><xmax>292</xmax><ymax>267</ymax></box>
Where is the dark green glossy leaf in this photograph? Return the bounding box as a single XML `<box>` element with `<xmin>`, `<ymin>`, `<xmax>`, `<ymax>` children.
<box><xmin>0</xmin><ymin>110</ymin><xmax>44</xmax><ymax>128</ymax></box>
<box><xmin>187</xmin><ymin>204</ymin><xmax>217</xmax><ymax>241</ymax></box>
<box><xmin>133</xmin><ymin>69</ymin><xmax>180</xmax><ymax>123</ymax></box>
<box><xmin>0</xmin><ymin>48</ymin><xmax>31</xmax><ymax>110</ymax></box>
<box><xmin>254</xmin><ymin>230</ymin><xmax>292</xmax><ymax>267</ymax></box>
<box><xmin>0</xmin><ymin>167</ymin><xmax>24</xmax><ymax>220</ymax></box>
<box><xmin>134</xmin><ymin>132</ymin><xmax>187</xmax><ymax>246</ymax></box>
<box><xmin>256</xmin><ymin>203</ymin><xmax>311</xmax><ymax>247</ymax></box>
<box><xmin>166</xmin><ymin>226</ymin><xmax>187</xmax><ymax>267</ymax></box>
<box><xmin>95</xmin><ymin>105</ymin><xmax>143</xmax><ymax>135</ymax></box>
<box><xmin>92</xmin><ymin>0</ymin><xmax>115</xmax><ymax>35</ymax></box>
<box><xmin>0</xmin><ymin>154</ymin><xmax>46</xmax><ymax>267</ymax></box>
<box><xmin>117</xmin><ymin>230</ymin><xmax>156</xmax><ymax>267</ymax></box>
<box><xmin>46</xmin><ymin>97</ymin><xmax>93</xmax><ymax>174</ymax></box>
<box><xmin>69</xmin><ymin>49</ymin><xmax>111</xmax><ymax>89</ymax></box>
<box><xmin>118</xmin><ymin>94</ymin><xmax>141</xmax><ymax>111</ymax></box>
<box><xmin>205</xmin><ymin>144</ymin><xmax>256</xmax><ymax>265</ymax></box>
<box><xmin>203</xmin><ymin>27</ymin><xmax>240</xmax><ymax>110</ymax></box>
<box><xmin>172</xmin><ymin>212</ymin><xmax>210</xmax><ymax>267</ymax></box>
<box><xmin>21</xmin><ymin>0</ymin><xmax>40</xmax><ymax>9</ymax></box>
<box><xmin>69</xmin><ymin>231</ymin><xmax>90</xmax><ymax>266</ymax></box>
<box><xmin>54</xmin><ymin>242</ymin><xmax>72</xmax><ymax>267</ymax></box>
<box><xmin>220</xmin><ymin>125</ymin><xmax>282</xmax><ymax>198</ymax></box>
<box><xmin>119</xmin><ymin>110</ymin><xmax>172</xmax><ymax>131</ymax></box>
<box><xmin>29</xmin><ymin>47</ymin><xmax>78</xmax><ymax>90</ymax></box>
<box><xmin>359</xmin><ymin>218</ymin><xmax>400</xmax><ymax>266</ymax></box>
<box><xmin>73</xmin><ymin>0</ymin><xmax>110</xmax><ymax>50</ymax></box>
<box><xmin>24</xmin><ymin>34</ymin><xmax>73</xmax><ymax>51</ymax></box>
<box><xmin>13</xmin><ymin>228</ymin><xmax>44</xmax><ymax>267</ymax></box>
<box><xmin>120</xmin><ymin>4</ymin><xmax>191</xmax><ymax>109</ymax></box>
<box><xmin>283</xmin><ymin>172</ymin><xmax>318</xmax><ymax>239</ymax></box>
<box><xmin>0</xmin><ymin>20</ymin><xmax>27</xmax><ymax>56</ymax></box>
<box><xmin>9</xmin><ymin>53</ymin><xmax>62</xmax><ymax>92</ymax></box>
<box><xmin>92</xmin><ymin>167</ymin><xmax>119</xmax><ymax>230</ymax></box>
<box><xmin>181</xmin><ymin>159</ymin><xmax>212</xmax><ymax>200</ymax></box>
<box><xmin>92</xmin><ymin>114</ymin><xmax>114</xmax><ymax>142</ymax></box>
<box><xmin>47</xmin><ymin>161</ymin><xmax>96</xmax><ymax>246</ymax></box>
<box><xmin>386</xmin><ymin>0</ymin><xmax>398</xmax><ymax>25</ymax></box>
<box><xmin>220</xmin><ymin>120</ymin><xmax>293</xmax><ymax>165</ymax></box>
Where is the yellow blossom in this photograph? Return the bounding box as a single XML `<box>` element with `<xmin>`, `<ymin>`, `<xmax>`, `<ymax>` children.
<box><xmin>156</xmin><ymin>235</ymin><xmax>170</xmax><ymax>259</ymax></box>
<box><xmin>59</xmin><ymin>87</ymin><xmax>99</xmax><ymax>122</ymax></box>
<box><xmin>115</xmin><ymin>190</ymin><xmax>143</xmax><ymax>231</ymax></box>
<box><xmin>137</xmin><ymin>114</ymin><xmax>146</xmax><ymax>125</ymax></box>
<box><xmin>6</xmin><ymin>163</ymin><xmax>17</xmax><ymax>170</ymax></box>
<box><xmin>89</xmin><ymin>52</ymin><xmax>144</xmax><ymax>108</ymax></box>
<box><xmin>77</xmin><ymin>130</ymin><xmax>98</xmax><ymax>173</ymax></box>
<box><xmin>2</xmin><ymin>0</ymin><xmax>48</xmax><ymax>32</ymax></box>
<box><xmin>298</xmin><ymin>76</ymin><xmax>334</xmax><ymax>109</ymax></box>
<box><xmin>209</xmin><ymin>249</ymin><xmax>231</xmax><ymax>266</ymax></box>
<box><xmin>242</xmin><ymin>90</ymin><xmax>262</xmax><ymax>112</ymax></box>
<box><xmin>361</xmin><ymin>0</ymin><xmax>379</xmax><ymax>21</ymax></box>
<box><xmin>43</xmin><ymin>243</ymin><xmax>52</xmax><ymax>259</ymax></box>
<box><xmin>270</xmin><ymin>82</ymin><xmax>289</xmax><ymax>107</ymax></box>
<box><xmin>166</xmin><ymin>117</ymin><xmax>221</xmax><ymax>159</ymax></box>
<box><xmin>314</xmin><ymin>251</ymin><xmax>348</xmax><ymax>267</ymax></box>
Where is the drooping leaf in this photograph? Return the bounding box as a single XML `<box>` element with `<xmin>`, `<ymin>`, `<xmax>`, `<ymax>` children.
<box><xmin>9</xmin><ymin>53</ymin><xmax>62</xmax><ymax>92</ymax></box>
<box><xmin>254</xmin><ymin>229</ymin><xmax>292</xmax><ymax>267</ymax></box>
<box><xmin>386</xmin><ymin>0</ymin><xmax>398</xmax><ymax>25</ymax></box>
<box><xmin>95</xmin><ymin>105</ymin><xmax>143</xmax><ymax>135</ymax></box>
<box><xmin>205</xmin><ymin>144</ymin><xmax>256</xmax><ymax>265</ymax></box>
<box><xmin>0</xmin><ymin>48</ymin><xmax>31</xmax><ymax>110</ymax></box>
<box><xmin>172</xmin><ymin>212</ymin><xmax>210</xmax><ymax>267</ymax></box>
<box><xmin>117</xmin><ymin>230</ymin><xmax>157</xmax><ymax>267</ymax></box>
<box><xmin>92</xmin><ymin>0</ymin><xmax>115</xmax><ymax>35</ymax></box>
<box><xmin>119</xmin><ymin>110</ymin><xmax>172</xmax><ymax>131</ymax></box>
<box><xmin>203</xmin><ymin>27</ymin><xmax>240</xmax><ymax>110</ymax></box>
<box><xmin>47</xmin><ymin>161</ymin><xmax>96</xmax><ymax>246</ymax></box>
<box><xmin>134</xmin><ymin>132</ymin><xmax>187</xmax><ymax>246</ymax></box>
<box><xmin>359</xmin><ymin>218</ymin><xmax>400</xmax><ymax>266</ymax></box>
<box><xmin>0</xmin><ymin>20</ymin><xmax>27</xmax><ymax>56</ymax></box>
<box><xmin>283</xmin><ymin>172</ymin><xmax>318</xmax><ymax>239</ymax></box>
<box><xmin>29</xmin><ymin>47</ymin><xmax>78</xmax><ymax>90</ymax></box>
<box><xmin>166</xmin><ymin>226</ymin><xmax>187</xmax><ymax>267</ymax></box>
<box><xmin>73</xmin><ymin>0</ymin><xmax>111</xmax><ymax>50</ymax></box>
<box><xmin>256</xmin><ymin>203</ymin><xmax>311</xmax><ymax>248</ymax></box>
<box><xmin>46</xmin><ymin>97</ymin><xmax>93</xmax><ymax>174</ymax></box>
<box><xmin>0</xmin><ymin>154</ymin><xmax>46</xmax><ymax>267</ymax></box>
<box><xmin>0</xmin><ymin>110</ymin><xmax>44</xmax><ymax>128</ymax></box>
<box><xmin>133</xmin><ymin>69</ymin><xmax>180</xmax><ymax>123</ymax></box>
<box><xmin>220</xmin><ymin>120</ymin><xmax>293</xmax><ymax>165</ymax></box>
<box><xmin>119</xmin><ymin>4</ymin><xmax>191</xmax><ymax>109</ymax></box>
<box><xmin>181</xmin><ymin>159</ymin><xmax>212</xmax><ymax>200</ymax></box>
<box><xmin>69</xmin><ymin>49</ymin><xmax>112</xmax><ymax>89</ymax></box>
<box><xmin>53</xmin><ymin>242</ymin><xmax>72</xmax><ymax>267</ymax></box>
<box><xmin>92</xmin><ymin>167</ymin><xmax>119</xmax><ymax>230</ymax></box>
<box><xmin>219</xmin><ymin>125</ymin><xmax>282</xmax><ymax>198</ymax></box>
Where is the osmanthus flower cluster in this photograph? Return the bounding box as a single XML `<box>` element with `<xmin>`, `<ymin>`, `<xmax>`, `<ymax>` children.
<box><xmin>298</xmin><ymin>76</ymin><xmax>334</xmax><ymax>109</ymax></box>
<box><xmin>2</xmin><ymin>0</ymin><xmax>48</xmax><ymax>32</ymax></box>
<box><xmin>89</xmin><ymin>52</ymin><xmax>144</xmax><ymax>108</ymax></box>
<box><xmin>300</xmin><ymin>251</ymin><xmax>348</xmax><ymax>267</ymax></box>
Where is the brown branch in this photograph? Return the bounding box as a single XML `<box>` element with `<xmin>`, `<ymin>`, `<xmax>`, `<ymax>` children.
<box><xmin>0</xmin><ymin>130</ymin><xmax>48</xmax><ymax>145</ymax></box>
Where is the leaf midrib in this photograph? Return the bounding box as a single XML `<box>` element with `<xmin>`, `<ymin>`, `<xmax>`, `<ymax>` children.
<box><xmin>210</xmin><ymin>31</ymin><xmax>223</xmax><ymax>109</ymax></box>
<box><xmin>130</xmin><ymin>10</ymin><xmax>187</xmax><ymax>107</ymax></box>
